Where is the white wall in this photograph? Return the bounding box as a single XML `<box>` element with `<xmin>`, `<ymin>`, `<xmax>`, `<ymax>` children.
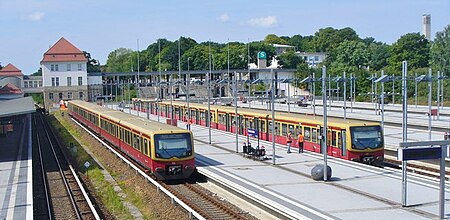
<box><xmin>42</xmin><ymin>62</ymin><xmax>87</xmax><ymax>87</ymax></box>
<box><xmin>87</xmin><ymin>75</ymin><xmax>102</xmax><ymax>85</ymax></box>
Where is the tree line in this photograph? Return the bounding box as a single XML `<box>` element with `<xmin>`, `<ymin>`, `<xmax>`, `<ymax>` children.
<box><xmin>88</xmin><ymin>25</ymin><xmax>450</xmax><ymax>102</ymax></box>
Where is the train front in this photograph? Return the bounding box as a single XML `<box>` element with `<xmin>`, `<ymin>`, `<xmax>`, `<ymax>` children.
<box><xmin>348</xmin><ymin>125</ymin><xmax>384</xmax><ymax>166</ymax></box>
<box><xmin>151</xmin><ymin>131</ymin><xmax>195</xmax><ymax>180</ymax></box>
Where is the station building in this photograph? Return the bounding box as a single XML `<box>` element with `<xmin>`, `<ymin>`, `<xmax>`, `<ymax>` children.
<box><xmin>41</xmin><ymin>37</ymin><xmax>88</xmax><ymax>110</ymax></box>
<box><xmin>0</xmin><ymin>64</ymin><xmax>24</xmax><ymax>100</ymax></box>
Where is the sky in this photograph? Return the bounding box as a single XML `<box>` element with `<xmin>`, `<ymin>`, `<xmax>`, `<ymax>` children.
<box><xmin>0</xmin><ymin>0</ymin><xmax>449</xmax><ymax>75</ymax></box>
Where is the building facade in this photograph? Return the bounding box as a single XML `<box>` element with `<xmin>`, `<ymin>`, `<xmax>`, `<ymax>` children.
<box><xmin>41</xmin><ymin>37</ymin><xmax>88</xmax><ymax>110</ymax></box>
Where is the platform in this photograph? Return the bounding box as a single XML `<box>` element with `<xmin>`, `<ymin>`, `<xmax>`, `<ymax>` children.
<box><xmin>0</xmin><ymin>114</ymin><xmax>33</xmax><ymax>220</ymax></box>
<box><xmin>112</xmin><ymin>104</ymin><xmax>450</xmax><ymax>220</ymax></box>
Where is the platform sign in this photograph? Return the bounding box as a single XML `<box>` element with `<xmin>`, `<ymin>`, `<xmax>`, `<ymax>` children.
<box><xmin>398</xmin><ymin>147</ymin><xmax>441</xmax><ymax>161</ymax></box>
<box><xmin>248</xmin><ymin>129</ymin><xmax>258</xmax><ymax>138</ymax></box>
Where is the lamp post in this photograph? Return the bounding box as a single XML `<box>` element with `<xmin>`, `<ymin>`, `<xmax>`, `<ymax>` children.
<box><xmin>343</xmin><ymin>72</ymin><xmax>347</xmax><ymax>120</ymax></box>
<box><xmin>208</xmin><ymin>44</ymin><xmax>212</xmax><ymax>144</ymax></box>
<box><xmin>271</xmin><ymin>69</ymin><xmax>276</xmax><ymax>165</ymax></box>
<box><xmin>234</xmin><ymin>71</ymin><xmax>239</xmax><ymax>153</ymax></box>
<box><xmin>322</xmin><ymin>66</ymin><xmax>328</xmax><ymax>181</ymax></box>
<box><xmin>187</xmin><ymin>57</ymin><xmax>191</xmax><ymax>128</ymax></box>
<box><xmin>401</xmin><ymin>61</ymin><xmax>408</xmax><ymax>207</ymax></box>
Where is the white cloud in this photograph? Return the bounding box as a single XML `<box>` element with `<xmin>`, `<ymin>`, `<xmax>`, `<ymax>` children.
<box><xmin>248</xmin><ymin>15</ymin><xmax>277</xmax><ymax>27</ymax></box>
<box><xmin>219</xmin><ymin>13</ymin><xmax>229</xmax><ymax>22</ymax></box>
<box><xmin>27</xmin><ymin>12</ymin><xmax>45</xmax><ymax>21</ymax></box>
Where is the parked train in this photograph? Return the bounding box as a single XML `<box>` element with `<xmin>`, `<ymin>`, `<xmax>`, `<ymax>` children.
<box><xmin>132</xmin><ymin>99</ymin><xmax>384</xmax><ymax>166</ymax></box>
<box><xmin>68</xmin><ymin>100</ymin><xmax>195</xmax><ymax>180</ymax></box>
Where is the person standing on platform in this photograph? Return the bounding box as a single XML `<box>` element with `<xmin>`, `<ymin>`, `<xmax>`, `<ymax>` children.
<box><xmin>286</xmin><ymin>132</ymin><xmax>292</xmax><ymax>153</ymax></box>
<box><xmin>297</xmin><ymin>132</ymin><xmax>304</xmax><ymax>153</ymax></box>
<box><xmin>186</xmin><ymin>118</ymin><xmax>191</xmax><ymax>130</ymax></box>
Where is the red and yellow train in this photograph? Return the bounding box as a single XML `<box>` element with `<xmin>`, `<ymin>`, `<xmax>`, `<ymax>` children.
<box><xmin>68</xmin><ymin>100</ymin><xmax>195</xmax><ymax>180</ymax></box>
<box><xmin>133</xmin><ymin>99</ymin><xmax>384</xmax><ymax>165</ymax></box>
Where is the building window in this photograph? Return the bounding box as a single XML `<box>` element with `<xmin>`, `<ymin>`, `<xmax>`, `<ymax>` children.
<box><xmin>67</xmin><ymin>64</ymin><xmax>71</xmax><ymax>71</ymax></box>
<box><xmin>33</xmin><ymin>81</ymin><xmax>38</xmax><ymax>87</ymax></box>
<box><xmin>51</xmin><ymin>64</ymin><xmax>55</xmax><ymax>71</ymax></box>
<box><xmin>67</xmin><ymin>77</ymin><xmax>72</xmax><ymax>86</ymax></box>
<box><xmin>59</xmin><ymin>93</ymin><xmax>63</xmax><ymax>99</ymax></box>
<box><xmin>55</xmin><ymin>64</ymin><xmax>59</xmax><ymax>71</ymax></box>
<box><xmin>39</xmin><ymin>81</ymin><xmax>42</xmax><ymax>87</ymax></box>
<box><xmin>49</xmin><ymin>93</ymin><xmax>54</xmax><ymax>100</ymax></box>
<box><xmin>51</xmin><ymin>77</ymin><xmax>55</xmax><ymax>87</ymax></box>
<box><xmin>79</xmin><ymin>92</ymin><xmax>84</xmax><ymax>99</ymax></box>
<box><xmin>314</xmin><ymin>56</ymin><xmax>319</xmax><ymax>61</ymax></box>
<box><xmin>68</xmin><ymin>92</ymin><xmax>73</xmax><ymax>99</ymax></box>
<box><xmin>78</xmin><ymin>64</ymin><xmax>82</xmax><ymax>71</ymax></box>
<box><xmin>78</xmin><ymin>77</ymin><xmax>83</xmax><ymax>86</ymax></box>
<box><xmin>55</xmin><ymin>77</ymin><xmax>59</xmax><ymax>86</ymax></box>
<box><xmin>24</xmin><ymin>82</ymin><xmax>28</xmax><ymax>88</ymax></box>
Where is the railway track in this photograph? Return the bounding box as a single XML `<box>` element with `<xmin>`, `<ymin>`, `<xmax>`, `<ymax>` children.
<box><xmin>70</xmin><ymin>115</ymin><xmax>255</xmax><ymax>220</ymax></box>
<box><xmin>383</xmin><ymin>152</ymin><xmax>450</xmax><ymax>181</ymax></box>
<box><xmin>33</xmin><ymin>112</ymin><xmax>100</xmax><ymax>220</ymax></box>
<box><xmin>163</xmin><ymin>180</ymin><xmax>248</xmax><ymax>220</ymax></box>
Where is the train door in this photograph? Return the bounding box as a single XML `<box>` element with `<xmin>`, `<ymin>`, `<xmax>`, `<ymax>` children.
<box><xmin>225</xmin><ymin>113</ymin><xmax>230</xmax><ymax>132</ymax></box>
<box><xmin>341</xmin><ymin>130</ymin><xmax>347</xmax><ymax>157</ymax></box>
<box><xmin>195</xmin><ymin>109</ymin><xmax>200</xmax><ymax>125</ymax></box>
<box><xmin>239</xmin><ymin>115</ymin><xmax>244</xmax><ymax>135</ymax></box>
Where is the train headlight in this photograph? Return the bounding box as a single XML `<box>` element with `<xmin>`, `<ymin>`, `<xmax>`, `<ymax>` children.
<box><xmin>185</xmin><ymin>165</ymin><xmax>193</xmax><ymax>171</ymax></box>
<box><xmin>155</xmin><ymin>167</ymin><xmax>164</xmax><ymax>173</ymax></box>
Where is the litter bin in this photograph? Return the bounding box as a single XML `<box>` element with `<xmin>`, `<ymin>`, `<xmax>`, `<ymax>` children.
<box><xmin>311</xmin><ymin>164</ymin><xmax>332</xmax><ymax>181</ymax></box>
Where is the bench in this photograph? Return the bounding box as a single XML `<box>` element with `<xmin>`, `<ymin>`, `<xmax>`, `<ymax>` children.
<box><xmin>242</xmin><ymin>143</ymin><xmax>267</xmax><ymax>160</ymax></box>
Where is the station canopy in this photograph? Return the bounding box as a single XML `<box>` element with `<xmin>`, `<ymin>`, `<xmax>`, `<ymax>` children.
<box><xmin>0</xmin><ymin>97</ymin><xmax>35</xmax><ymax>118</ymax></box>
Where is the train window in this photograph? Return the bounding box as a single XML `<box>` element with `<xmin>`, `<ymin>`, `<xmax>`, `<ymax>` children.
<box><xmin>327</xmin><ymin>129</ymin><xmax>332</xmax><ymax>146</ymax></box>
<box><xmin>245</xmin><ymin>118</ymin><xmax>249</xmax><ymax>129</ymax></box>
<box><xmin>268</xmin><ymin>121</ymin><xmax>273</xmax><ymax>134</ymax></box>
<box><xmin>275</xmin><ymin>122</ymin><xmax>280</xmax><ymax>136</ymax></box>
<box><xmin>289</xmin><ymin>125</ymin><xmax>295</xmax><ymax>136</ymax></box>
<box><xmin>249</xmin><ymin>119</ymin><xmax>254</xmax><ymax>129</ymax></box>
<box><xmin>282</xmin><ymin>123</ymin><xmax>288</xmax><ymax>136</ymax></box>
<box><xmin>143</xmin><ymin>138</ymin><xmax>148</xmax><ymax>155</ymax></box>
<box><xmin>261</xmin><ymin>120</ymin><xmax>266</xmax><ymax>133</ymax></box>
<box><xmin>139</xmin><ymin>136</ymin><xmax>143</xmax><ymax>152</ymax></box>
<box><xmin>312</xmin><ymin>128</ymin><xmax>317</xmax><ymax>143</ymax></box>
<box><xmin>332</xmin><ymin>131</ymin><xmax>337</xmax><ymax>147</ymax></box>
<box><xmin>304</xmin><ymin>127</ymin><xmax>311</xmax><ymax>141</ymax></box>
<box><xmin>338</xmin><ymin>132</ymin><xmax>342</xmax><ymax>149</ymax></box>
<box><xmin>295</xmin><ymin>125</ymin><xmax>300</xmax><ymax>136</ymax></box>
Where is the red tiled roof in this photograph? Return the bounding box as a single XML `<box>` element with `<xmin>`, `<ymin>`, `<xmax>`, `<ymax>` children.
<box><xmin>0</xmin><ymin>83</ymin><xmax>23</xmax><ymax>94</ymax></box>
<box><xmin>41</xmin><ymin>37</ymin><xmax>87</xmax><ymax>63</ymax></box>
<box><xmin>0</xmin><ymin>63</ymin><xmax>23</xmax><ymax>77</ymax></box>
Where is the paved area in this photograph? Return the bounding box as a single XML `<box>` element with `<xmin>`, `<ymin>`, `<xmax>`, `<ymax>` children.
<box><xmin>0</xmin><ymin>114</ymin><xmax>33</xmax><ymax>220</ymax></box>
<box><xmin>111</xmin><ymin>104</ymin><xmax>450</xmax><ymax>220</ymax></box>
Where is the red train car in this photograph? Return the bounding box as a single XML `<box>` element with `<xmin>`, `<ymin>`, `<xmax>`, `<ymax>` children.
<box><xmin>68</xmin><ymin>100</ymin><xmax>195</xmax><ymax>180</ymax></box>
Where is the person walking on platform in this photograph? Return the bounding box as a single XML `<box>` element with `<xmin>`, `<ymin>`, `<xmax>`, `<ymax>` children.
<box><xmin>286</xmin><ymin>132</ymin><xmax>292</xmax><ymax>153</ymax></box>
<box><xmin>297</xmin><ymin>132</ymin><xmax>304</xmax><ymax>153</ymax></box>
<box><xmin>186</xmin><ymin>118</ymin><xmax>191</xmax><ymax>130</ymax></box>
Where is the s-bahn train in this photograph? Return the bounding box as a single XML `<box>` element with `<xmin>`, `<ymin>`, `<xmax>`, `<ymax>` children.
<box><xmin>68</xmin><ymin>100</ymin><xmax>195</xmax><ymax>180</ymax></box>
<box><xmin>132</xmin><ymin>99</ymin><xmax>384</xmax><ymax>166</ymax></box>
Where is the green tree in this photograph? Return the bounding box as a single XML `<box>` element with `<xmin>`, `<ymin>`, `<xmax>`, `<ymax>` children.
<box><xmin>277</xmin><ymin>50</ymin><xmax>303</xmax><ymax>69</ymax></box>
<box><xmin>313</xmin><ymin>27</ymin><xmax>359</xmax><ymax>52</ymax></box>
<box><xmin>293</xmin><ymin>61</ymin><xmax>312</xmax><ymax>88</ymax></box>
<box><xmin>83</xmin><ymin>51</ymin><xmax>101</xmax><ymax>73</ymax></box>
<box><xmin>264</xmin><ymin>34</ymin><xmax>288</xmax><ymax>45</ymax></box>
<box><xmin>105</xmin><ymin>48</ymin><xmax>134</xmax><ymax>72</ymax></box>
<box><xmin>329</xmin><ymin>40</ymin><xmax>370</xmax><ymax>74</ymax></box>
<box><xmin>31</xmin><ymin>68</ymin><xmax>42</xmax><ymax>76</ymax></box>
<box><xmin>388</xmin><ymin>33</ymin><xmax>429</xmax><ymax>71</ymax></box>
<box><xmin>431</xmin><ymin>25</ymin><xmax>450</xmax><ymax>75</ymax></box>
<box><xmin>368</xmin><ymin>43</ymin><xmax>390</xmax><ymax>71</ymax></box>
